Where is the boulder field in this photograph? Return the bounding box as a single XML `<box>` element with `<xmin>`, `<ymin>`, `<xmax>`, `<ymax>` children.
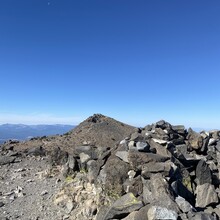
<box><xmin>1</xmin><ymin>115</ymin><xmax>220</xmax><ymax>219</ymax></box>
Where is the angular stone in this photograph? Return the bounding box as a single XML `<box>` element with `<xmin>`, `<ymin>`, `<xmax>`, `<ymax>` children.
<box><xmin>187</xmin><ymin>128</ymin><xmax>203</xmax><ymax>150</ymax></box>
<box><xmin>142</xmin><ymin>174</ymin><xmax>179</xmax><ymax>212</ymax></box>
<box><xmin>104</xmin><ymin>157</ymin><xmax>130</xmax><ymax>195</ymax></box>
<box><xmin>175</xmin><ymin>144</ymin><xmax>188</xmax><ymax>158</ymax></box>
<box><xmin>196</xmin><ymin>160</ymin><xmax>212</xmax><ymax>185</ymax></box>
<box><xmin>147</xmin><ymin>139</ymin><xmax>171</xmax><ymax>158</ymax></box>
<box><xmin>115</xmin><ymin>151</ymin><xmax>129</xmax><ymax>163</ymax></box>
<box><xmin>175</xmin><ymin>196</ymin><xmax>193</xmax><ymax>213</ymax></box>
<box><xmin>196</xmin><ymin>183</ymin><xmax>218</xmax><ymax>208</ymax></box>
<box><xmin>141</xmin><ymin>162</ymin><xmax>173</xmax><ymax>178</ymax></box>
<box><xmin>136</xmin><ymin>142</ymin><xmax>150</xmax><ymax>152</ymax></box>
<box><xmin>101</xmin><ymin>193</ymin><xmax>143</xmax><ymax>220</ymax></box>
<box><xmin>147</xmin><ymin>206</ymin><xmax>178</xmax><ymax>220</ymax></box>
<box><xmin>87</xmin><ymin>160</ymin><xmax>101</xmax><ymax>183</ymax></box>
<box><xmin>128</xmin><ymin>151</ymin><xmax>169</xmax><ymax>170</ymax></box>
<box><xmin>142</xmin><ymin>179</ymin><xmax>154</xmax><ymax>204</ymax></box>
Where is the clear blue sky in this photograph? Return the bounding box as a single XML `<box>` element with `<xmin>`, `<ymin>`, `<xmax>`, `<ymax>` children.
<box><xmin>0</xmin><ymin>0</ymin><xmax>220</xmax><ymax>128</ymax></box>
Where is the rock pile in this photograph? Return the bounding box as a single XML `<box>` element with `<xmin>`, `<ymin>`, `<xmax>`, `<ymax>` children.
<box><xmin>52</xmin><ymin>120</ymin><xmax>220</xmax><ymax>219</ymax></box>
<box><xmin>1</xmin><ymin>116</ymin><xmax>220</xmax><ymax>220</ymax></box>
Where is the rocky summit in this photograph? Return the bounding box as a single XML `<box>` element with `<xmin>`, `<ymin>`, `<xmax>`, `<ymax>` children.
<box><xmin>1</xmin><ymin>115</ymin><xmax>220</xmax><ymax>220</ymax></box>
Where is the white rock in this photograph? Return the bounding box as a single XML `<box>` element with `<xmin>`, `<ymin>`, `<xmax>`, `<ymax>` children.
<box><xmin>152</xmin><ymin>138</ymin><xmax>167</xmax><ymax>145</ymax></box>
<box><xmin>147</xmin><ymin>206</ymin><xmax>178</xmax><ymax>220</ymax></box>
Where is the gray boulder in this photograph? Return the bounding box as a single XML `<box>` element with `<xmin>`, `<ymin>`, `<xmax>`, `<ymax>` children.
<box><xmin>196</xmin><ymin>160</ymin><xmax>212</xmax><ymax>185</ymax></box>
<box><xmin>175</xmin><ymin>196</ymin><xmax>193</xmax><ymax>213</ymax></box>
<box><xmin>142</xmin><ymin>174</ymin><xmax>179</xmax><ymax>212</ymax></box>
<box><xmin>128</xmin><ymin>151</ymin><xmax>169</xmax><ymax>170</ymax></box>
<box><xmin>104</xmin><ymin>157</ymin><xmax>130</xmax><ymax>195</ymax></box>
<box><xmin>141</xmin><ymin>162</ymin><xmax>173</xmax><ymax>178</ymax></box>
<box><xmin>196</xmin><ymin>183</ymin><xmax>218</xmax><ymax>208</ymax></box>
<box><xmin>187</xmin><ymin>128</ymin><xmax>203</xmax><ymax>150</ymax></box>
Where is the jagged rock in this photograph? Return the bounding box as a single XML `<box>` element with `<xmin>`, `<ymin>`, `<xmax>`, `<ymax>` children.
<box><xmin>196</xmin><ymin>183</ymin><xmax>218</xmax><ymax>208</ymax></box>
<box><xmin>0</xmin><ymin>201</ymin><xmax>4</xmax><ymax>207</ymax></box>
<box><xmin>87</xmin><ymin>160</ymin><xmax>101</xmax><ymax>183</ymax></box>
<box><xmin>0</xmin><ymin>156</ymin><xmax>15</xmax><ymax>165</ymax></box>
<box><xmin>147</xmin><ymin>139</ymin><xmax>171</xmax><ymax>158</ymax></box>
<box><xmin>99</xmin><ymin>193</ymin><xmax>143</xmax><ymax>220</ymax></box>
<box><xmin>115</xmin><ymin>151</ymin><xmax>129</xmax><ymax>163</ymax></box>
<box><xmin>136</xmin><ymin>142</ymin><xmax>150</xmax><ymax>152</ymax></box>
<box><xmin>104</xmin><ymin>157</ymin><xmax>130</xmax><ymax>195</ymax></box>
<box><xmin>142</xmin><ymin>179</ymin><xmax>154</xmax><ymax>204</ymax></box>
<box><xmin>175</xmin><ymin>144</ymin><xmax>188</xmax><ymax>158</ymax></box>
<box><xmin>128</xmin><ymin>151</ymin><xmax>169</xmax><ymax>170</ymax></box>
<box><xmin>175</xmin><ymin>196</ymin><xmax>193</xmax><ymax>213</ymax></box>
<box><xmin>187</xmin><ymin>128</ymin><xmax>203</xmax><ymax>150</ymax></box>
<box><xmin>142</xmin><ymin>174</ymin><xmax>179</xmax><ymax>212</ymax></box>
<box><xmin>141</xmin><ymin>161</ymin><xmax>173</xmax><ymax>178</ymax></box>
<box><xmin>196</xmin><ymin>160</ymin><xmax>212</xmax><ymax>185</ymax></box>
<box><xmin>147</xmin><ymin>205</ymin><xmax>178</xmax><ymax>220</ymax></box>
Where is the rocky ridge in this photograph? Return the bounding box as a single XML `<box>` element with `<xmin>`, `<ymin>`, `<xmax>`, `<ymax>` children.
<box><xmin>1</xmin><ymin>115</ymin><xmax>220</xmax><ymax>219</ymax></box>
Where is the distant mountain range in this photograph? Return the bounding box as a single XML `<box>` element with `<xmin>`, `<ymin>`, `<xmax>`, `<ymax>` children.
<box><xmin>0</xmin><ymin>124</ymin><xmax>75</xmax><ymax>144</ymax></box>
